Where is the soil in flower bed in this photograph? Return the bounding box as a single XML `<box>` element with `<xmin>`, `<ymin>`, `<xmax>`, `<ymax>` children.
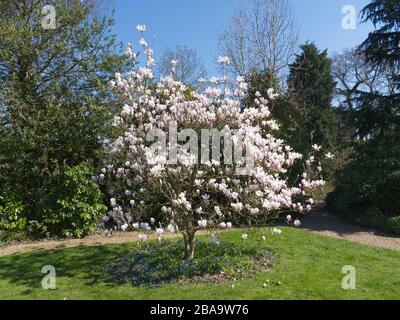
<box><xmin>105</xmin><ymin>240</ymin><xmax>275</xmax><ymax>286</ymax></box>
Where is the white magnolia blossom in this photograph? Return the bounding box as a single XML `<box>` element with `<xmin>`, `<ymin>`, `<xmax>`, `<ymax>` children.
<box><xmin>197</xmin><ymin>219</ymin><xmax>207</xmax><ymax>228</ymax></box>
<box><xmin>136</xmin><ymin>24</ymin><xmax>146</xmax><ymax>32</ymax></box>
<box><xmin>325</xmin><ymin>152</ymin><xmax>335</xmax><ymax>160</ymax></box>
<box><xmin>138</xmin><ymin>233</ymin><xmax>148</xmax><ymax>242</ymax></box>
<box><xmin>217</xmin><ymin>56</ymin><xmax>231</xmax><ymax>66</ymax></box>
<box><xmin>294</xmin><ymin>219</ymin><xmax>301</xmax><ymax>228</ymax></box>
<box><xmin>312</xmin><ymin>144</ymin><xmax>322</xmax><ymax>152</ymax></box>
<box><xmin>99</xmin><ymin>26</ymin><xmax>328</xmax><ymax>257</ymax></box>
<box><xmin>272</xmin><ymin>228</ymin><xmax>282</xmax><ymax>236</ymax></box>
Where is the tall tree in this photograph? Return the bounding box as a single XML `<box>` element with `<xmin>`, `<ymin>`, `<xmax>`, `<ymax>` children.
<box><xmin>355</xmin><ymin>0</ymin><xmax>400</xmax><ymax>139</ymax></box>
<box><xmin>247</xmin><ymin>71</ymin><xmax>310</xmax><ymax>183</ymax></box>
<box><xmin>0</xmin><ymin>0</ymin><xmax>125</xmax><ymax>220</ymax></box>
<box><xmin>218</xmin><ymin>0</ymin><xmax>297</xmax><ymax>80</ymax></box>
<box><xmin>287</xmin><ymin>43</ymin><xmax>338</xmax><ymax>150</ymax></box>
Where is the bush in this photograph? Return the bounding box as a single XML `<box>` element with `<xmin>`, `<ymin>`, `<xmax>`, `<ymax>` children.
<box><xmin>41</xmin><ymin>165</ymin><xmax>107</xmax><ymax>238</ymax></box>
<box><xmin>328</xmin><ymin>138</ymin><xmax>400</xmax><ymax>229</ymax></box>
<box><xmin>0</xmin><ymin>195</ymin><xmax>27</xmax><ymax>241</ymax></box>
<box><xmin>386</xmin><ymin>217</ymin><xmax>400</xmax><ymax>235</ymax></box>
<box><xmin>106</xmin><ymin>240</ymin><xmax>273</xmax><ymax>286</ymax></box>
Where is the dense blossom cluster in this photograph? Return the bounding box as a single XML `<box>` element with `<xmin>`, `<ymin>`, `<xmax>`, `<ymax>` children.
<box><xmin>99</xmin><ymin>26</ymin><xmax>327</xmax><ymax>257</ymax></box>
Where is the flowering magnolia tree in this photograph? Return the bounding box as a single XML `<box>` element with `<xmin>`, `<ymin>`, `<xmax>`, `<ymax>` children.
<box><xmin>99</xmin><ymin>25</ymin><xmax>327</xmax><ymax>261</ymax></box>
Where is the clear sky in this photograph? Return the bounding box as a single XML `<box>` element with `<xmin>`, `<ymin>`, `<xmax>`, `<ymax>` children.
<box><xmin>111</xmin><ymin>0</ymin><xmax>373</xmax><ymax>74</ymax></box>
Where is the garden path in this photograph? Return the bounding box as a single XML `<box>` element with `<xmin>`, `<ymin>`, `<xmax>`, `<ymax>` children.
<box><xmin>301</xmin><ymin>203</ymin><xmax>400</xmax><ymax>250</ymax></box>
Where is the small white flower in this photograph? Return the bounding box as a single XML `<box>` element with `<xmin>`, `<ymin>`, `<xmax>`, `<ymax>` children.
<box><xmin>226</xmin><ymin>222</ymin><xmax>233</xmax><ymax>229</ymax></box>
<box><xmin>312</xmin><ymin>144</ymin><xmax>322</xmax><ymax>152</ymax></box>
<box><xmin>132</xmin><ymin>223</ymin><xmax>140</xmax><ymax>229</ymax></box>
<box><xmin>138</xmin><ymin>234</ymin><xmax>148</xmax><ymax>242</ymax></box>
<box><xmin>110</xmin><ymin>198</ymin><xmax>117</xmax><ymax>208</ymax></box>
<box><xmin>262</xmin><ymin>236</ymin><xmax>266</xmax><ymax>241</ymax></box>
<box><xmin>197</xmin><ymin>219</ymin><xmax>207</xmax><ymax>228</ymax></box>
<box><xmin>214</xmin><ymin>206</ymin><xmax>222</xmax><ymax>216</ymax></box>
<box><xmin>140</xmin><ymin>222</ymin><xmax>149</xmax><ymax>229</ymax></box>
<box><xmin>121</xmin><ymin>223</ymin><xmax>128</xmax><ymax>232</ymax></box>
<box><xmin>286</xmin><ymin>215</ymin><xmax>292</xmax><ymax>222</ymax></box>
<box><xmin>150</xmin><ymin>217</ymin><xmax>155</xmax><ymax>224</ymax></box>
<box><xmin>267</xmin><ymin>88</ymin><xmax>279</xmax><ymax>100</ymax></box>
<box><xmin>136</xmin><ymin>24</ymin><xmax>146</xmax><ymax>32</ymax></box>
<box><xmin>325</xmin><ymin>152</ymin><xmax>334</xmax><ymax>160</ymax></box>
<box><xmin>139</xmin><ymin>38</ymin><xmax>148</xmax><ymax>47</ymax></box>
<box><xmin>294</xmin><ymin>219</ymin><xmax>301</xmax><ymax>228</ymax></box>
<box><xmin>217</xmin><ymin>56</ymin><xmax>231</xmax><ymax>65</ymax></box>
<box><xmin>242</xmin><ymin>233</ymin><xmax>248</xmax><ymax>240</ymax></box>
<box><xmin>272</xmin><ymin>228</ymin><xmax>282</xmax><ymax>236</ymax></box>
<box><xmin>211</xmin><ymin>233</ymin><xmax>220</xmax><ymax>245</ymax></box>
<box><xmin>156</xmin><ymin>228</ymin><xmax>164</xmax><ymax>236</ymax></box>
<box><xmin>167</xmin><ymin>224</ymin><xmax>175</xmax><ymax>233</ymax></box>
<box><xmin>219</xmin><ymin>222</ymin><xmax>227</xmax><ymax>229</ymax></box>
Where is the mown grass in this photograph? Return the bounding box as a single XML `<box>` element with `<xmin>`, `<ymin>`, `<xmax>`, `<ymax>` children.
<box><xmin>0</xmin><ymin>227</ymin><xmax>399</xmax><ymax>300</ymax></box>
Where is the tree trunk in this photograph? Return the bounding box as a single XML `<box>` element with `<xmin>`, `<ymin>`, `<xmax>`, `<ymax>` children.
<box><xmin>183</xmin><ymin>232</ymin><xmax>195</xmax><ymax>261</ymax></box>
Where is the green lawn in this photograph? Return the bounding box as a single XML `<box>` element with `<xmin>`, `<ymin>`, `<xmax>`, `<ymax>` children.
<box><xmin>0</xmin><ymin>227</ymin><xmax>399</xmax><ymax>300</ymax></box>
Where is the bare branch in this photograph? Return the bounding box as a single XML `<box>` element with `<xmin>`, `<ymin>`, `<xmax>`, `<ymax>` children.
<box><xmin>156</xmin><ymin>45</ymin><xmax>206</xmax><ymax>85</ymax></box>
<box><xmin>218</xmin><ymin>0</ymin><xmax>298</xmax><ymax>79</ymax></box>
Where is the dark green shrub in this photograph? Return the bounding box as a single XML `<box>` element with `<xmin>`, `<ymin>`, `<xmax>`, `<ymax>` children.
<box><xmin>386</xmin><ymin>217</ymin><xmax>400</xmax><ymax>235</ymax></box>
<box><xmin>41</xmin><ymin>165</ymin><xmax>106</xmax><ymax>238</ymax></box>
<box><xmin>329</xmin><ymin>137</ymin><xmax>400</xmax><ymax>229</ymax></box>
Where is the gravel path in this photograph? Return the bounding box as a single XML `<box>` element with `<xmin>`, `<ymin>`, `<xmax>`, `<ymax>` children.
<box><xmin>0</xmin><ymin>231</ymin><xmax>204</xmax><ymax>257</ymax></box>
<box><xmin>301</xmin><ymin>203</ymin><xmax>400</xmax><ymax>251</ymax></box>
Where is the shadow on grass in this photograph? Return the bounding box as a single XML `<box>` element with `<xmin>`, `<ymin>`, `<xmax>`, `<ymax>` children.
<box><xmin>0</xmin><ymin>243</ymin><xmax>137</xmax><ymax>291</ymax></box>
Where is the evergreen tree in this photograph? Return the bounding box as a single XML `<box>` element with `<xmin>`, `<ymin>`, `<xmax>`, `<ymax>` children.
<box><xmin>359</xmin><ymin>0</ymin><xmax>400</xmax><ymax>76</ymax></box>
<box><xmin>287</xmin><ymin>43</ymin><xmax>339</xmax><ymax>151</ymax></box>
<box><xmin>356</xmin><ymin>0</ymin><xmax>400</xmax><ymax>139</ymax></box>
<box><xmin>0</xmin><ymin>0</ymin><xmax>125</xmax><ymax>227</ymax></box>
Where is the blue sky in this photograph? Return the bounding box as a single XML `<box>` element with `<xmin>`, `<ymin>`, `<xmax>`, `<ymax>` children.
<box><xmin>112</xmin><ymin>0</ymin><xmax>372</xmax><ymax>74</ymax></box>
